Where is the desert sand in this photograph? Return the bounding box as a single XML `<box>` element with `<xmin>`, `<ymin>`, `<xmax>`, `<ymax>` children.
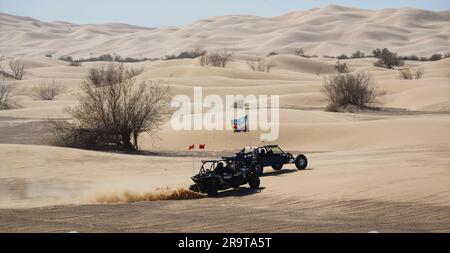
<box><xmin>0</xmin><ymin>6</ymin><xmax>449</xmax><ymax>232</ymax></box>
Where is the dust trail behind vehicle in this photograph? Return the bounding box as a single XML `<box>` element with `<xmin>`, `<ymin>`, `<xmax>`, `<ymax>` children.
<box><xmin>90</xmin><ymin>187</ymin><xmax>205</xmax><ymax>204</ymax></box>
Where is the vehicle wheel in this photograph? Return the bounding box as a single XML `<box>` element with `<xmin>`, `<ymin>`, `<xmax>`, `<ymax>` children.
<box><xmin>248</xmin><ymin>176</ymin><xmax>260</xmax><ymax>189</ymax></box>
<box><xmin>272</xmin><ymin>164</ymin><xmax>283</xmax><ymax>171</ymax></box>
<box><xmin>206</xmin><ymin>187</ymin><xmax>218</xmax><ymax>197</ymax></box>
<box><xmin>189</xmin><ymin>184</ymin><xmax>200</xmax><ymax>193</ymax></box>
<box><xmin>254</xmin><ymin>164</ymin><xmax>263</xmax><ymax>175</ymax></box>
<box><xmin>295</xmin><ymin>154</ymin><xmax>308</xmax><ymax>170</ymax></box>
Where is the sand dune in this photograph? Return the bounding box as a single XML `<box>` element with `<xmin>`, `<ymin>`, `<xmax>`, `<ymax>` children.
<box><xmin>0</xmin><ymin>5</ymin><xmax>449</xmax><ymax>232</ymax></box>
<box><xmin>1</xmin><ymin>5</ymin><xmax>449</xmax><ymax>58</ymax></box>
<box><xmin>1</xmin><ymin>143</ymin><xmax>449</xmax><ymax>233</ymax></box>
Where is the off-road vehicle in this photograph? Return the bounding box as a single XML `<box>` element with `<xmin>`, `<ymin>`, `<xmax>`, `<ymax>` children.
<box><xmin>223</xmin><ymin>145</ymin><xmax>307</xmax><ymax>175</ymax></box>
<box><xmin>189</xmin><ymin>159</ymin><xmax>261</xmax><ymax>196</ymax></box>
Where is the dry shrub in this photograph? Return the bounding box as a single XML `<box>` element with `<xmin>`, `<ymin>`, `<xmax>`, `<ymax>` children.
<box><xmin>322</xmin><ymin>72</ymin><xmax>378</xmax><ymax>112</ymax></box>
<box><xmin>177</xmin><ymin>48</ymin><xmax>206</xmax><ymax>59</ymax></box>
<box><xmin>399</xmin><ymin>67</ymin><xmax>424</xmax><ymax>80</ymax></box>
<box><xmin>33</xmin><ymin>80</ymin><xmax>64</xmax><ymax>100</ymax></box>
<box><xmin>335</xmin><ymin>61</ymin><xmax>350</xmax><ymax>73</ymax></box>
<box><xmin>351</xmin><ymin>50</ymin><xmax>365</xmax><ymax>59</ymax></box>
<box><xmin>399</xmin><ymin>68</ymin><xmax>413</xmax><ymax>79</ymax></box>
<box><xmin>51</xmin><ymin>63</ymin><xmax>170</xmax><ymax>151</ymax></box>
<box><xmin>429</xmin><ymin>54</ymin><xmax>442</xmax><ymax>61</ymax></box>
<box><xmin>91</xmin><ymin>187</ymin><xmax>205</xmax><ymax>204</ymax></box>
<box><xmin>127</xmin><ymin>66</ymin><xmax>145</xmax><ymax>77</ymax></box>
<box><xmin>372</xmin><ymin>48</ymin><xmax>404</xmax><ymax>69</ymax></box>
<box><xmin>165</xmin><ymin>48</ymin><xmax>206</xmax><ymax>60</ymax></box>
<box><xmin>0</xmin><ymin>78</ymin><xmax>14</xmax><ymax>110</ymax></box>
<box><xmin>69</xmin><ymin>61</ymin><xmax>82</xmax><ymax>67</ymax></box>
<box><xmin>247</xmin><ymin>58</ymin><xmax>275</xmax><ymax>72</ymax></box>
<box><xmin>87</xmin><ymin>63</ymin><xmax>143</xmax><ymax>86</ymax></box>
<box><xmin>294</xmin><ymin>48</ymin><xmax>304</xmax><ymax>57</ymax></box>
<box><xmin>294</xmin><ymin>48</ymin><xmax>316</xmax><ymax>58</ymax></box>
<box><xmin>199</xmin><ymin>49</ymin><xmax>232</xmax><ymax>68</ymax></box>
<box><xmin>337</xmin><ymin>54</ymin><xmax>349</xmax><ymax>60</ymax></box>
<box><xmin>9</xmin><ymin>60</ymin><xmax>25</xmax><ymax>80</ymax></box>
<box><xmin>414</xmin><ymin>66</ymin><xmax>425</xmax><ymax>79</ymax></box>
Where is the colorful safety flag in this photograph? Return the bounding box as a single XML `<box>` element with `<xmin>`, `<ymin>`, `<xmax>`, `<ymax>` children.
<box><xmin>231</xmin><ymin>115</ymin><xmax>248</xmax><ymax>133</ymax></box>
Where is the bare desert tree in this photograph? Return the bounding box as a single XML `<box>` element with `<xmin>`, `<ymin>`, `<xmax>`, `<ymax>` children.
<box><xmin>199</xmin><ymin>49</ymin><xmax>232</xmax><ymax>68</ymax></box>
<box><xmin>247</xmin><ymin>58</ymin><xmax>275</xmax><ymax>72</ymax></box>
<box><xmin>54</xmin><ymin>63</ymin><xmax>170</xmax><ymax>151</ymax></box>
<box><xmin>322</xmin><ymin>72</ymin><xmax>378</xmax><ymax>112</ymax></box>
<box><xmin>9</xmin><ymin>60</ymin><xmax>25</xmax><ymax>80</ymax></box>
<box><xmin>33</xmin><ymin>80</ymin><xmax>65</xmax><ymax>100</ymax></box>
<box><xmin>0</xmin><ymin>78</ymin><xmax>14</xmax><ymax>110</ymax></box>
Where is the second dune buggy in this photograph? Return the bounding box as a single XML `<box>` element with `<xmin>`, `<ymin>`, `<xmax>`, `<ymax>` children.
<box><xmin>223</xmin><ymin>144</ymin><xmax>308</xmax><ymax>175</ymax></box>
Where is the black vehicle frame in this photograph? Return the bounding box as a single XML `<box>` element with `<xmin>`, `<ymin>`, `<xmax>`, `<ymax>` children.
<box><xmin>189</xmin><ymin>159</ymin><xmax>260</xmax><ymax>196</ymax></box>
<box><xmin>224</xmin><ymin>145</ymin><xmax>308</xmax><ymax>175</ymax></box>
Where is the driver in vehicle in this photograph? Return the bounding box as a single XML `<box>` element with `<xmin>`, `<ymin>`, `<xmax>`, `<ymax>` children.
<box><xmin>260</xmin><ymin>149</ymin><xmax>266</xmax><ymax>156</ymax></box>
<box><xmin>214</xmin><ymin>162</ymin><xmax>225</xmax><ymax>174</ymax></box>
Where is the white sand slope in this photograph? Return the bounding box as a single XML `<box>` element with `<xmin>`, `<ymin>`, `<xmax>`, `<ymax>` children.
<box><xmin>1</xmin><ymin>5</ymin><xmax>449</xmax><ymax>58</ymax></box>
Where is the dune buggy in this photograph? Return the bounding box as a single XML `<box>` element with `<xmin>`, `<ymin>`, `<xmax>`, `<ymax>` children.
<box><xmin>189</xmin><ymin>159</ymin><xmax>260</xmax><ymax>196</ymax></box>
<box><xmin>223</xmin><ymin>145</ymin><xmax>308</xmax><ymax>175</ymax></box>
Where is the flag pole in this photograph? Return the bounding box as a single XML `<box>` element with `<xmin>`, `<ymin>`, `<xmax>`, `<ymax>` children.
<box><xmin>189</xmin><ymin>144</ymin><xmax>194</xmax><ymax>175</ymax></box>
<box><xmin>248</xmin><ymin>129</ymin><xmax>252</xmax><ymax>148</ymax></box>
<box><xmin>247</xmin><ymin>115</ymin><xmax>252</xmax><ymax>148</ymax></box>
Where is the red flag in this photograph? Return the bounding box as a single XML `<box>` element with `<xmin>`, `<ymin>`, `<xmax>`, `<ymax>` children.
<box><xmin>188</xmin><ymin>144</ymin><xmax>195</xmax><ymax>150</ymax></box>
<box><xmin>199</xmin><ymin>144</ymin><xmax>206</xmax><ymax>149</ymax></box>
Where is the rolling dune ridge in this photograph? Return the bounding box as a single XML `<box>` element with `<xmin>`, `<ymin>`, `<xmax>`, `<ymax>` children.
<box><xmin>1</xmin><ymin>5</ymin><xmax>449</xmax><ymax>58</ymax></box>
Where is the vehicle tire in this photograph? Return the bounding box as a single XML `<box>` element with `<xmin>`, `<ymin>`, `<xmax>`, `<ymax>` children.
<box><xmin>295</xmin><ymin>154</ymin><xmax>308</xmax><ymax>170</ymax></box>
<box><xmin>206</xmin><ymin>180</ymin><xmax>218</xmax><ymax>197</ymax></box>
<box><xmin>206</xmin><ymin>187</ymin><xmax>218</xmax><ymax>197</ymax></box>
<box><xmin>189</xmin><ymin>184</ymin><xmax>200</xmax><ymax>193</ymax></box>
<box><xmin>254</xmin><ymin>164</ymin><xmax>263</xmax><ymax>175</ymax></box>
<box><xmin>248</xmin><ymin>176</ymin><xmax>260</xmax><ymax>189</ymax></box>
<box><xmin>272</xmin><ymin>164</ymin><xmax>283</xmax><ymax>171</ymax></box>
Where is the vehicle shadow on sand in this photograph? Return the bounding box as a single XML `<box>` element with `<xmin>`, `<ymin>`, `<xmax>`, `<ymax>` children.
<box><xmin>213</xmin><ymin>187</ymin><xmax>266</xmax><ymax>198</ymax></box>
<box><xmin>260</xmin><ymin>168</ymin><xmax>312</xmax><ymax>177</ymax></box>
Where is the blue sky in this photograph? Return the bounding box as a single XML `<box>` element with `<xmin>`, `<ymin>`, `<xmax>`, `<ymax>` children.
<box><xmin>0</xmin><ymin>0</ymin><xmax>449</xmax><ymax>27</ymax></box>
